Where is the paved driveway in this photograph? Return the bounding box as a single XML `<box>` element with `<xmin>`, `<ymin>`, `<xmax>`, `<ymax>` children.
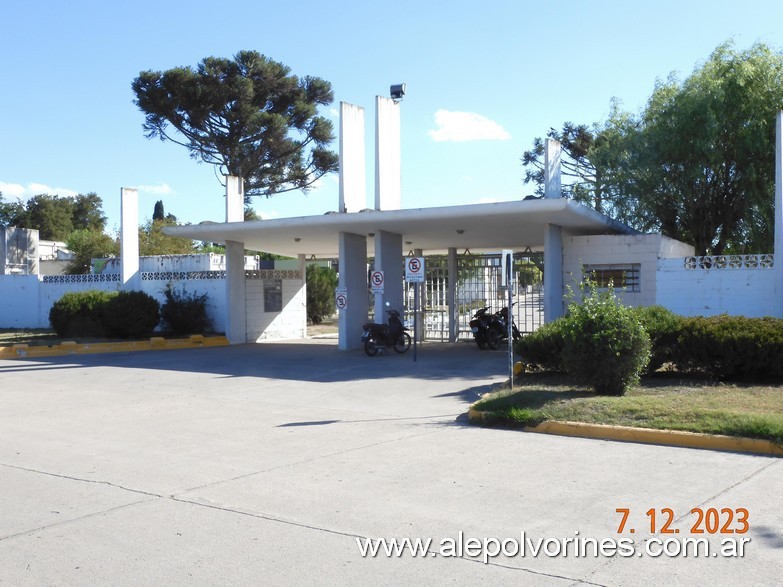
<box><xmin>0</xmin><ymin>341</ymin><xmax>780</xmax><ymax>585</ymax></box>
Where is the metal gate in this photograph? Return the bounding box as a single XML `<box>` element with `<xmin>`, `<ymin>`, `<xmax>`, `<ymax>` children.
<box><xmin>403</xmin><ymin>251</ymin><xmax>544</xmax><ymax>341</ymax></box>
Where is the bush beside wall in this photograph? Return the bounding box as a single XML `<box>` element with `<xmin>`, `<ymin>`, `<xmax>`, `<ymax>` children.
<box><xmin>49</xmin><ymin>289</ymin><xmax>160</xmax><ymax>339</ymax></box>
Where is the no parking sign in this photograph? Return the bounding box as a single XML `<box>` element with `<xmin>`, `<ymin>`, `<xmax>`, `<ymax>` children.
<box><xmin>405</xmin><ymin>257</ymin><xmax>425</xmax><ymax>282</ymax></box>
<box><xmin>370</xmin><ymin>270</ymin><xmax>385</xmax><ymax>294</ymax></box>
<box><xmin>335</xmin><ymin>288</ymin><xmax>348</xmax><ymax>310</ymax></box>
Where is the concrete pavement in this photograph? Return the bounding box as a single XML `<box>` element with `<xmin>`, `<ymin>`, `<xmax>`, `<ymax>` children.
<box><xmin>0</xmin><ymin>340</ymin><xmax>780</xmax><ymax>585</ymax></box>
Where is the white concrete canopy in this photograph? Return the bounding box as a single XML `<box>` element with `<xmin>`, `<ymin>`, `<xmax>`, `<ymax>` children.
<box><xmin>165</xmin><ymin>198</ymin><xmax>636</xmax><ymax>258</ymax></box>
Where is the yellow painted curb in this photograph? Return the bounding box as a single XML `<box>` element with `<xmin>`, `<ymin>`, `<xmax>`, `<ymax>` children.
<box><xmin>0</xmin><ymin>336</ymin><xmax>229</xmax><ymax>359</ymax></box>
<box><xmin>467</xmin><ymin>408</ymin><xmax>783</xmax><ymax>457</ymax></box>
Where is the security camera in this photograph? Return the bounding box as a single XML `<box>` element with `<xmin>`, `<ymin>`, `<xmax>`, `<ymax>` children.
<box><xmin>390</xmin><ymin>83</ymin><xmax>406</xmax><ymax>101</ymax></box>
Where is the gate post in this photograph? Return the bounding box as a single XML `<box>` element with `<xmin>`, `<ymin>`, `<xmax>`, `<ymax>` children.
<box><xmin>448</xmin><ymin>247</ymin><xmax>458</xmax><ymax>342</ymax></box>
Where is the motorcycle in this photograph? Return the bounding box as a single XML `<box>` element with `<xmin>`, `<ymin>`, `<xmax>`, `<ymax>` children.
<box><xmin>493</xmin><ymin>305</ymin><xmax>522</xmax><ymax>344</ymax></box>
<box><xmin>469</xmin><ymin>306</ymin><xmax>497</xmax><ymax>350</ymax></box>
<box><xmin>361</xmin><ymin>307</ymin><xmax>412</xmax><ymax>357</ymax></box>
<box><xmin>470</xmin><ymin>305</ymin><xmax>521</xmax><ymax>350</ymax></box>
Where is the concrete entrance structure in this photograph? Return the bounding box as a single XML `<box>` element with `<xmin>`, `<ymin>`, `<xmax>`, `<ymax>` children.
<box><xmin>162</xmin><ymin>99</ymin><xmax>638</xmax><ymax>348</ymax></box>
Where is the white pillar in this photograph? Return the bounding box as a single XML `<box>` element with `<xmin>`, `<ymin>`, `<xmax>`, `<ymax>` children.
<box><xmin>775</xmin><ymin>111</ymin><xmax>783</xmax><ymax>318</ymax></box>
<box><xmin>375</xmin><ymin>96</ymin><xmax>401</xmax><ymax>211</ymax></box>
<box><xmin>338</xmin><ymin>232</ymin><xmax>368</xmax><ymax>350</ymax></box>
<box><xmin>373</xmin><ymin>231</ymin><xmax>403</xmax><ymax>320</ymax></box>
<box><xmin>544</xmin><ymin>138</ymin><xmax>562</xmax><ymax>199</ymax></box>
<box><xmin>120</xmin><ymin>187</ymin><xmax>140</xmax><ymax>290</ymax></box>
<box><xmin>544</xmin><ymin>224</ymin><xmax>564</xmax><ymax>322</ymax></box>
<box><xmin>299</xmin><ymin>254</ymin><xmax>307</xmax><ymax>337</ymax></box>
<box><xmin>225</xmin><ymin>241</ymin><xmax>246</xmax><ymax>344</ymax></box>
<box><xmin>448</xmin><ymin>247</ymin><xmax>458</xmax><ymax>342</ymax></box>
<box><xmin>224</xmin><ymin>177</ymin><xmax>246</xmax><ymax>343</ymax></box>
<box><xmin>339</xmin><ymin>102</ymin><xmax>366</xmax><ymax>213</ymax></box>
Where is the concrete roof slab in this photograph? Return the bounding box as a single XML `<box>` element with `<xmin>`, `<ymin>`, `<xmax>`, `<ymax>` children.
<box><xmin>165</xmin><ymin>199</ymin><xmax>636</xmax><ymax>258</ymax></box>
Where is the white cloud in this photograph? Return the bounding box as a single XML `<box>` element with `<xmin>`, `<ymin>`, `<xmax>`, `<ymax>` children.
<box><xmin>0</xmin><ymin>181</ymin><xmax>78</xmax><ymax>201</ymax></box>
<box><xmin>135</xmin><ymin>183</ymin><xmax>174</xmax><ymax>196</ymax></box>
<box><xmin>428</xmin><ymin>110</ymin><xmax>511</xmax><ymax>142</ymax></box>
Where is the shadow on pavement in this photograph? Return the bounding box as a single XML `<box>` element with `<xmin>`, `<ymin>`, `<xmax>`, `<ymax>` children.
<box><xmin>0</xmin><ymin>340</ymin><xmax>511</xmax><ymax>385</ymax></box>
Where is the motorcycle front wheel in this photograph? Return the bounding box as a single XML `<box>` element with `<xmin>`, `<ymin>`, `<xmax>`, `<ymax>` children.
<box><xmin>394</xmin><ymin>332</ymin><xmax>412</xmax><ymax>353</ymax></box>
<box><xmin>486</xmin><ymin>329</ymin><xmax>501</xmax><ymax>350</ymax></box>
<box><xmin>364</xmin><ymin>337</ymin><xmax>379</xmax><ymax>356</ymax></box>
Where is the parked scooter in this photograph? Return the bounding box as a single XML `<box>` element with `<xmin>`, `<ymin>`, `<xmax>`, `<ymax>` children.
<box><xmin>361</xmin><ymin>306</ymin><xmax>412</xmax><ymax>356</ymax></box>
<box><xmin>493</xmin><ymin>305</ymin><xmax>522</xmax><ymax>344</ymax></box>
<box><xmin>470</xmin><ymin>305</ymin><xmax>521</xmax><ymax>350</ymax></box>
<box><xmin>469</xmin><ymin>306</ymin><xmax>496</xmax><ymax>350</ymax></box>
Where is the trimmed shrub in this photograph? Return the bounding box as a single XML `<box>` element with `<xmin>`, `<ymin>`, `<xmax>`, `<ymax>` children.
<box><xmin>161</xmin><ymin>286</ymin><xmax>212</xmax><ymax>335</ymax></box>
<box><xmin>306</xmin><ymin>264</ymin><xmax>338</xmax><ymax>325</ymax></box>
<box><xmin>514</xmin><ymin>319</ymin><xmax>566</xmax><ymax>372</ymax></box>
<box><xmin>630</xmin><ymin>305</ymin><xmax>684</xmax><ymax>374</ymax></box>
<box><xmin>560</xmin><ymin>284</ymin><xmax>651</xmax><ymax>396</ymax></box>
<box><xmin>102</xmin><ymin>291</ymin><xmax>160</xmax><ymax>339</ymax></box>
<box><xmin>49</xmin><ymin>290</ymin><xmax>117</xmax><ymax>338</ymax></box>
<box><xmin>674</xmin><ymin>315</ymin><xmax>783</xmax><ymax>381</ymax></box>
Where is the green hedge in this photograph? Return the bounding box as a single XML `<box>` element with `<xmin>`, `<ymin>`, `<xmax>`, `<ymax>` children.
<box><xmin>49</xmin><ymin>290</ymin><xmax>116</xmax><ymax>338</ymax></box>
<box><xmin>674</xmin><ymin>315</ymin><xmax>783</xmax><ymax>381</ymax></box>
<box><xmin>630</xmin><ymin>305</ymin><xmax>683</xmax><ymax>374</ymax></box>
<box><xmin>49</xmin><ymin>289</ymin><xmax>160</xmax><ymax>339</ymax></box>
<box><xmin>516</xmin><ymin>306</ymin><xmax>783</xmax><ymax>383</ymax></box>
<box><xmin>161</xmin><ymin>286</ymin><xmax>212</xmax><ymax>336</ymax></box>
<box><xmin>102</xmin><ymin>291</ymin><xmax>160</xmax><ymax>339</ymax></box>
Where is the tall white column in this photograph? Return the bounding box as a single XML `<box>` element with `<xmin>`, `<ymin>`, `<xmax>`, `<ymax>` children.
<box><xmin>544</xmin><ymin>138</ymin><xmax>562</xmax><ymax>199</ymax></box>
<box><xmin>224</xmin><ymin>176</ymin><xmax>246</xmax><ymax>343</ymax></box>
<box><xmin>226</xmin><ymin>175</ymin><xmax>244</xmax><ymax>222</ymax></box>
<box><xmin>375</xmin><ymin>96</ymin><xmax>401</xmax><ymax>211</ymax></box>
<box><xmin>775</xmin><ymin>111</ymin><xmax>783</xmax><ymax>317</ymax></box>
<box><xmin>338</xmin><ymin>232</ymin><xmax>368</xmax><ymax>350</ymax></box>
<box><xmin>120</xmin><ymin>187</ymin><xmax>140</xmax><ymax>290</ymax></box>
<box><xmin>373</xmin><ymin>231</ymin><xmax>403</xmax><ymax>321</ymax></box>
<box><xmin>339</xmin><ymin>102</ymin><xmax>366</xmax><ymax>213</ymax></box>
<box><xmin>544</xmin><ymin>224</ymin><xmax>564</xmax><ymax>322</ymax></box>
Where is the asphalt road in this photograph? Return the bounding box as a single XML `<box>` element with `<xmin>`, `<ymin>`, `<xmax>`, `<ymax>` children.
<box><xmin>1</xmin><ymin>340</ymin><xmax>780</xmax><ymax>585</ymax></box>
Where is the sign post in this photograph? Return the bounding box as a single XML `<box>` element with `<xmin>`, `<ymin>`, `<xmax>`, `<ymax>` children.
<box><xmin>405</xmin><ymin>257</ymin><xmax>425</xmax><ymax>362</ymax></box>
<box><xmin>502</xmin><ymin>250</ymin><xmax>514</xmax><ymax>387</ymax></box>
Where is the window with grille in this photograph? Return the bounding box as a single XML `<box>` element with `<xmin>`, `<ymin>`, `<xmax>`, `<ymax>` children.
<box><xmin>583</xmin><ymin>264</ymin><xmax>640</xmax><ymax>292</ymax></box>
<box><xmin>264</xmin><ymin>279</ymin><xmax>283</xmax><ymax>312</ymax></box>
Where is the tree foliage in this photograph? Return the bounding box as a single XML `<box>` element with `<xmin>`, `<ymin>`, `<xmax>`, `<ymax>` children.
<box><xmin>132</xmin><ymin>50</ymin><xmax>339</xmax><ymax>199</ymax></box>
<box><xmin>0</xmin><ymin>192</ymin><xmax>106</xmax><ymax>240</ymax></box>
<box><xmin>306</xmin><ymin>264</ymin><xmax>337</xmax><ymax>325</ymax></box>
<box><xmin>65</xmin><ymin>229</ymin><xmax>119</xmax><ymax>275</ymax></box>
<box><xmin>522</xmin><ymin>41</ymin><xmax>783</xmax><ymax>255</ymax></box>
<box><xmin>139</xmin><ymin>217</ymin><xmax>195</xmax><ymax>256</ymax></box>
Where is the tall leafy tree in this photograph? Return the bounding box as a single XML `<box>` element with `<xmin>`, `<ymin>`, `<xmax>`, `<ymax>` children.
<box><xmin>138</xmin><ymin>217</ymin><xmax>194</xmax><ymax>256</ymax></box>
<box><xmin>0</xmin><ymin>192</ymin><xmax>26</xmax><ymax>227</ymax></box>
<box><xmin>65</xmin><ymin>229</ymin><xmax>119</xmax><ymax>275</ymax></box>
<box><xmin>23</xmin><ymin>195</ymin><xmax>74</xmax><ymax>240</ymax></box>
<box><xmin>152</xmin><ymin>200</ymin><xmax>165</xmax><ymax>221</ymax></box>
<box><xmin>522</xmin><ymin>41</ymin><xmax>783</xmax><ymax>255</ymax></box>
<box><xmin>72</xmin><ymin>192</ymin><xmax>107</xmax><ymax>232</ymax></box>
<box><xmin>132</xmin><ymin>50</ymin><xmax>339</xmax><ymax>200</ymax></box>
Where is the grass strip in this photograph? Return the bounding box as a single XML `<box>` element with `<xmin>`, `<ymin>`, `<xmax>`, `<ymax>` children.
<box><xmin>474</xmin><ymin>374</ymin><xmax>783</xmax><ymax>444</ymax></box>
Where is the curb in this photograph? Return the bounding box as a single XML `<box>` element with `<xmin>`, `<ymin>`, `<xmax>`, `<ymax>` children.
<box><xmin>0</xmin><ymin>335</ymin><xmax>229</xmax><ymax>360</ymax></box>
<box><xmin>467</xmin><ymin>407</ymin><xmax>783</xmax><ymax>457</ymax></box>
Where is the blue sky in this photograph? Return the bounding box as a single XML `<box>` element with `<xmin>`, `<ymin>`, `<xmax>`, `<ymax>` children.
<box><xmin>2</xmin><ymin>0</ymin><xmax>783</xmax><ymax>234</ymax></box>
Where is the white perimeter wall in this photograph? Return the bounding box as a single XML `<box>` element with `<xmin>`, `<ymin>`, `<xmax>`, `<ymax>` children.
<box><xmin>0</xmin><ymin>273</ymin><xmax>307</xmax><ymax>338</ymax></box>
<box><xmin>657</xmin><ymin>259</ymin><xmax>780</xmax><ymax>318</ymax></box>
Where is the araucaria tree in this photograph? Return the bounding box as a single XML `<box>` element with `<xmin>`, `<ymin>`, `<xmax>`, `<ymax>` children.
<box><xmin>132</xmin><ymin>51</ymin><xmax>339</xmax><ymax>198</ymax></box>
<box><xmin>522</xmin><ymin>41</ymin><xmax>783</xmax><ymax>255</ymax></box>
